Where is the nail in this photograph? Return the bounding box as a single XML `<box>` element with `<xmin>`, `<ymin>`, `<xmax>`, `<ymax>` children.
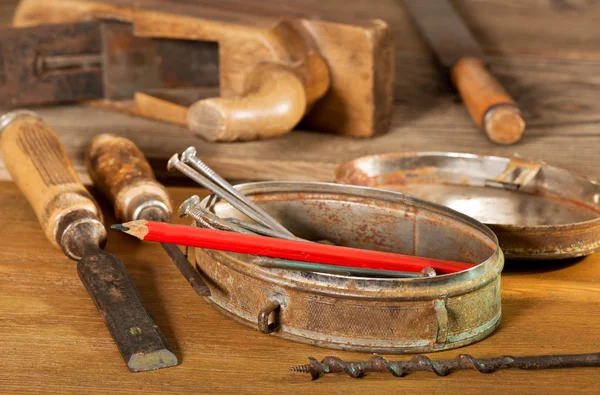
<box><xmin>180</xmin><ymin>146</ymin><xmax>293</xmax><ymax>237</ymax></box>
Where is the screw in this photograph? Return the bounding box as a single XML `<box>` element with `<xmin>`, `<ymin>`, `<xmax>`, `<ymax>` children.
<box><xmin>180</xmin><ymin>147</ymin><xmax>294</xmax><ymax>237</ymax></box>
<box><xmin>179</xmin><ymin>195</ymin><xmax>255</xmax><ymax>235</ymax></box>
<box><xmin>177</xmin><ymin>195</ymin><xmax>202</xmax><ymax>218</ymax></box>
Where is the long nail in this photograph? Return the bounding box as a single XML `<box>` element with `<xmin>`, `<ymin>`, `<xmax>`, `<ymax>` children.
<box><xmin>180</xmin><ymin>147</ymin><xmax>294</xmax><ymax>237</ymax></box>
<box><xmin>168</xmin><ymin>154</ymin><xmax>281</xmax><ymax>230</ymax></box>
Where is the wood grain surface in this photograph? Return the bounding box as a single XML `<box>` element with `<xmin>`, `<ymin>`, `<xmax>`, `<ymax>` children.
<box><xmin>0</xmin><ymin>1</ymin><xmax>599</xmax><ymax>184</ymax></box>
<box><xmin>0</xmin><ymin>114</ymin><xmax>102</xmax><ymax>248</ymax></box>
<box><xmin>0</xmin><ymin>182</ymin><xmax>599</xmax><ymax>394</ymax></box>
<box><xmin>0</xmin><ymin>54</ymin><xmax>599</xmax><ymax>184</ymax></box>
<box><xmin>12</xmin><ymin>0</ymin><xmax>393</xmax><ymax>140</ymax></box>
<box><xmin>86</xmin><ymin>133</ymin><xmax>173</xmax><ymax>222</ymax></box>
<box><xmin>1</xmin><ymin>50</ymin><xmax>600</xmax><ymax>184</ymax></box>
<box><xmin>1</xmin><ymin>1</ymin><xmax>600</xmax><ymax>392</ymax></box>
<box><xmin>450</xmin><ymin>57</ymin><xmax>525</xmax><ymax>145</ymax></box>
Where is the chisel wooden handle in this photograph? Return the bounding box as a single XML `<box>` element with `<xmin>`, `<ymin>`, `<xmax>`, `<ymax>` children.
<box><xmin>0</xmin><ymin>110</ymin><xmax>105</xmax><ymax>259</ymax></box>
<box><xmin>86</xmin><ymin>134</ymin><xmax>172</xmax><ymax>222</ymax></box>
<box><xmin>87</xmin><ymin>134</ymin><xmax>211</xmax><ymax>297</ymax></box>
<box><xmin>450</xmin><ymin>57</ymin><xmax>525</xmax><ymax>145</ymax></box>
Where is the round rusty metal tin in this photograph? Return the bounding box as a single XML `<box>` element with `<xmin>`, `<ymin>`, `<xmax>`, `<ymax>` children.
<box><xmin>336</xmin><ymin>152</ymin><xmax>600</xmax><ymax>260</ymax></box>
<box><xmin>195</xmin><ymin>182</ymin><xmax>503</xmax><ymax>353</ymax></box>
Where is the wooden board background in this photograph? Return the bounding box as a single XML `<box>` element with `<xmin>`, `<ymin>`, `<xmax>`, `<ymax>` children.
<box><xmin>1</xmin><ymin>1</ymin><xmax>600</xmax><ymax>393</ymax></box>
<box><xmin>1</xmin><ymin>182</ymin><xmax>599</xmax><ymax>394</ymax></box>
<box><xmin>1</xmin><ymin>0</ymin><xmax>600</xmax><ymax>185</ymax></box>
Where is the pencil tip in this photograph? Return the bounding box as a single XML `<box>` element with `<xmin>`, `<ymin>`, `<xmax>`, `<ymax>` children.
<box><xmin>111</xmin><ymin>224</ymin><xmax>130</xmax><ymax>232</ymax></box>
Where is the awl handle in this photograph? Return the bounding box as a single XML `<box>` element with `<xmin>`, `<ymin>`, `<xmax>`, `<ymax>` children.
<box><xmin>0</xmin><ymin>110</ymin><xmax>105</xmax><ymax>259</ymax></box>
<box><xmin>450</xmin><ymin>57</ymin><xmax>525</xmax><ymax>145</ymax></box>
<box><xmin>86</xmin><ymin>134</ymin><xmax>172</xmax><ymax>222</ymax></box>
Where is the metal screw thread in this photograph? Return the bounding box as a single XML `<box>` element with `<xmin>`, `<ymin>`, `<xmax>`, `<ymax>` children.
<box><xmin>289</xmin><ymin>365</ymin><xmax>312</xmax><ymax>373</ymax></box>
<box><xmin>188</xmin><ymin>205</ymin><xmax>255</xmax><ymax>235</ymax></box>
<box><xmin>291</xmin><ymin>353</ymin><xmax>600</xmax><ymax>380</ymax></box>
<box><xmin>179</xmin><ymin>197</ymin><xmax>305</xmax><ymax>243</ymax></box>
<box><xmin>190</xmin><ymin>212</ymin><xmax>215</xmax><ymax>230</ymax></box>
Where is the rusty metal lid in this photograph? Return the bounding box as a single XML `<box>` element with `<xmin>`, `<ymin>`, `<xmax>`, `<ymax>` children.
<box><xmin>336</xmin><ymin>152</ymin><xmax>600</xmax><ymax>260</ymax></box>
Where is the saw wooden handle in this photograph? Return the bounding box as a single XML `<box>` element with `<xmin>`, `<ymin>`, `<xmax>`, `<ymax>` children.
<box><xmin>87</xmin><ymin>134</ymin><xmax>172</xmax><ymax>222</ymax></box>
<box><xmin>450</xmin><ymin>57</ymin><xmax>525</xmax><ymax>145</ymax></box>
<box><xmin>0</xmin><ymin>110</ymin><xmax>105</xmax><ymax>259</ymax></box>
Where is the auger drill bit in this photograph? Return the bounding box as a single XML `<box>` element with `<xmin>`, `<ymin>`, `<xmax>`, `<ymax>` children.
<box><xmin>290</xmin><ymin>353</ymin><xmax>600</xmax><ymax>380</ymax></box>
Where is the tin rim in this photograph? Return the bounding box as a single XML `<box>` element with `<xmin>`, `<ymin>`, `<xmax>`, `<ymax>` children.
<box><xmin>199</xmin><ymin>181</ymin><xmax>503</xmax><ymax>300</ymax></box>
<box><xmin>336</xmin><ymin>151</ymin><xmax>600</xmax><ymax>230</ymax></box>
<box><xmin>335</xmin><ymin>152</ymin><xmax>600</xmax><ymax>259</ymax></box>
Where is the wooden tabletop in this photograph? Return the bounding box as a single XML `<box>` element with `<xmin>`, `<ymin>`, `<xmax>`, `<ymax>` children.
<box><xmin>1</xmin><ymin>0</ymin><xmax>600</xmax><ymax>393</ymax></box>
<box><xmin>1</xmin><ymin>181</ymin><xmax>599</xmax><ymax>394</ymax></box>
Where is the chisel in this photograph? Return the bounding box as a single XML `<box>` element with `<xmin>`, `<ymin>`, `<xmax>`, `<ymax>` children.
<box><xmin>402</xmin><ymin>0</ymin><xmax>525</xmax><ymax>145</ymax></box>
<box><xmin>86</xmin><ymin>133</ymin><xmax>210</xmax><ymax>297</ymax></box>
<box><xmin>0</xmin><ymin>110</ymin><xmax>178</xmax><ymax>372</ymax></box>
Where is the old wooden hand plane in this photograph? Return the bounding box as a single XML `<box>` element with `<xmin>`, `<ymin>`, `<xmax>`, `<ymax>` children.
<box><xmin>1</xmin><ymin>0</ymin><xmax>394</xmax><ymax>141</ymax></box>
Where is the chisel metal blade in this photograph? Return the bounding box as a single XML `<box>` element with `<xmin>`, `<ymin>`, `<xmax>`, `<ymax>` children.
<box><xmin>402</xmin><ymin>0</ymin><xmax>486</xmax><ymax>68</ymax></box>
<box><xmin>78</xmin><ymin>247</ymin><xmax>179</xmax><ymax>372</ymax></box>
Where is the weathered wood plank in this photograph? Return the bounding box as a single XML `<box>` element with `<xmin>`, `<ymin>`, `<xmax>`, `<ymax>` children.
<box><xmin>315</xmin><ymin>0</ymin><xmax>600</xmax><ymax>59</ymax></box>
<box><xmin>7</xmin><ymin>0</ymin><xmax>600</xmax><ymax>60</ymax></box>
<box><xmin>1</xmin><ymin>53</ymin><xmax>598</xmax><ymax>184</ymax></box>
<box><xmin>0</xmin><ymin>0</ymin><xmax>18</xmax><ymax>25</ymax></box>
<box><xmin>1</xmin><ymin>0</ymin><xmax>599</xmax><ymax>185</ymax></box>
<box><xmin>15</xmin><ymin>0</ymin><xmax>600</xmax><ymax>59</ymax></box>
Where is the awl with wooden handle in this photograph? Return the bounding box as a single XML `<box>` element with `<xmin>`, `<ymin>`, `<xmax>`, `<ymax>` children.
<box><xmin>86</xmin><ymin>133</ymin><xmax>210</xmax><ymax>297</ymax></box>
<box><xmin>0</xmin><ymin>110</ymin><xmax>178</xmax><ymax>372</ymax></box>
<box><xmin>402</xmin><ymin>0</ymin><xmax>525</xmax><ymax>145</ymax></box>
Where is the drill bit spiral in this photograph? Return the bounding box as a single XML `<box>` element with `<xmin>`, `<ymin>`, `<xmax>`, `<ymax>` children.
<box><xmin>290</xmin><ymin>353</ymin><xmax>600</xmax><ymax>380</ymax></box>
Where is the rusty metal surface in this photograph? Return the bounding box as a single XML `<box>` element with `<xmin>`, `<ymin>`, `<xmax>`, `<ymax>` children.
<box><xmin>0</xmin><ymin>20</ymin><xmax>219</xmax><ymax>106</ymax></box>
<box><xmin>254</xmin><ymin>258</ymin><xmax>432</xmax><ymax>278</ymax></box>
<box><xmin>291</xmin><ymin>353</ymin><xmax>600</xmax><ymax>379</ymax></box>
<box><xmin>77</xmin><ymin>246</ymin><xmax>179</xmax><ymax>372</ymax></box>
<box><xmin>194</xmin><ymin>182</ymin><xmax>503</xmax><ymax>353</ymax></box>
<box><xmin>100</xmin><ymin>21</ymin><xmax>219</xmax><ymax>100</ymax></box>
<box><xmin>0</xmin><ymin>21</ymin><xmax>103</xmax><ymax>106</ymax></box>
<box><xmin>160</xmin><ymin>242</ymin><xmax>211</xmax><ymax>297</ymax></box>
<box><xmin>336</xmin><ymin>152</ymin><xmax>600</xmax><ymax>260</ymax></box>
<box><xmin>402</xmin><ymin>0</ymin><xmax>486</xmax><ymax>69</ymax></box>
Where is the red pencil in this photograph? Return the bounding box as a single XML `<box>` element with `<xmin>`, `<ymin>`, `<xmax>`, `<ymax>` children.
<box><xmin>112</xmin><ymin>220</ymin><xmax>474</xmax><ymax>274</ymax></box>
